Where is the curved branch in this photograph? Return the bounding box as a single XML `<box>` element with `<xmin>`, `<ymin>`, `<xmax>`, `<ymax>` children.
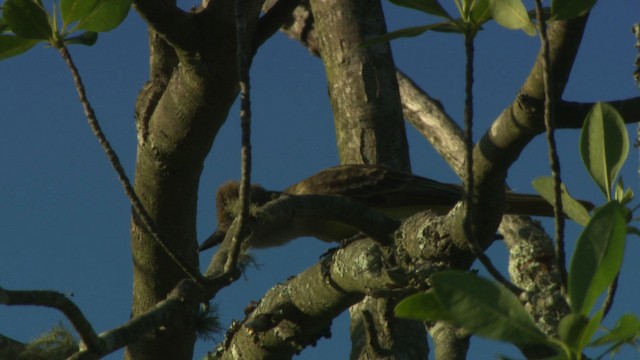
<box><xmin>474</xmin><ymin>16</ymin><xmax>589</xmax><ymax>188</ymax></box>
<box><xmin>255</xmin><ymin>0</ymin><xmax>303</xmax><ymax>53</ymax></box>
<box><xmin>132</xmin><ymin>0</ymin><xmax>199</xmax><ymax>52</ymax></box>
<box><xmin>213</xmin><ymin>210</ymin><xmax>459</xmax><ymax>359</ymax></box>
<box><xmin>0</xmin><ymin>288</ymin><xmax>104</xmax><ymax>354</ymax></box>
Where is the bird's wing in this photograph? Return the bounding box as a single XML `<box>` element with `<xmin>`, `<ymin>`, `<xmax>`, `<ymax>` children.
<box><xmin>284</xmin><ymin>164</ymin><xmax>463</xmax><ymax>209</ymax></box>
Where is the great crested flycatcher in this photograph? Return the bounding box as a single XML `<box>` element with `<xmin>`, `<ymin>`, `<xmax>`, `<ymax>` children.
<box><xmin>199</xmin><ymin>164</ymin><xmax>592</xmax><ymax>251</ymax></box>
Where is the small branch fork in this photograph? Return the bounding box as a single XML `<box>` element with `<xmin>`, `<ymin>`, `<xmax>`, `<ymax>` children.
<box><xmin>1</xmin><ymin>279</ymin><xmax>204</xmax><ymax>359</ymax></box>
<box><xmin>0</xmin><ymin>289</ymin><xmax>103</xmax><ymax>354</ymax></box>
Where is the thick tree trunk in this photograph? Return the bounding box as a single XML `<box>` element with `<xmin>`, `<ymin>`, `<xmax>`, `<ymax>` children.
<box><xmin>125</xmin><ymin>2</ymin><xmax>264</xmax><ymax>358</ymax></box>
<box><xmin>309</xmin><ymin>0</ymin><xmax>410</xmax><ymax>171</ymax></box>
<box><xmin>308</xmin><ymin>0</ymin><xmax>426</xmax><ymax>359</ymax></box>
<box><xmin>126</xmin><ymin>43</ymin><xmax>236</xmax><ymax>360</ymax></box>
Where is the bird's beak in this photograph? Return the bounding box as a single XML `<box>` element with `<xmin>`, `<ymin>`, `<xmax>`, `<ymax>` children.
<box><xmin>198</xmin><ymin>229</ymin><xmax>227</xmax><ymax>252</ymax></box>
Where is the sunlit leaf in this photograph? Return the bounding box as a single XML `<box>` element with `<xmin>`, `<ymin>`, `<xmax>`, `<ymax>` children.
<box><xmin>428</xmin><ymin>271</ymin><xmax>549</xmax><ymax>344</ymax></box>
<box><xmin>2</xmin><ymin>0</ymin><xmax>52</xmax><ymax>40</ymax></box>
<box><xmin>579</xmin><ymin>102</ymin><xmax>629</xmax><ymax>200</ymax></box>
<box><xmin>489</xmin><ymin>0</ymin><xmax>536</xmax><ymax>35</ymax></box>
<box><xmin>532</xmin><ymin>176</ymin><xmax>592</xmax><ymax>226</ymax></box>
<box><xmin>0</xmin><ymin>34</ymin><xmax>37</xmax><ymax>59</ymax></box>
<box><xmin>569</xmin><ymin>201</ymin><xmax>627</xmax><ymax>315</ymax></box>
<box><xmin>551</xmin><ymin>0</ymin><xmax>596</xmax><ymax>20</ymax></box>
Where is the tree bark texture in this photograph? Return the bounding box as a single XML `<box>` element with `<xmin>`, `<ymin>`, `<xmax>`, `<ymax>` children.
<box><xmin>308</xmin><ymin>0</ymin><xmax>426</xmax><ymax>359</ymax></box>
<box><xmin>126</xmin><ymin>2</ymin><xmax>264</xmax><ymax>359</ymax></box>
<box><xmin>309</xmin><ymin>0</ymin><xmax>410</xmax><ymax>171</ymax></box>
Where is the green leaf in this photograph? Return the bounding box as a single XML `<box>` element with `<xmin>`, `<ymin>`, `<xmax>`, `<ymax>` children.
<box><xmin>395</xmin><ymin>291</ymin><xmax>450</xmax><ymax>321</ymax></box>
<box><xmin>551</xmin><ymin>0</ymin><xmax>596</xmax><ymax>21</ymax></box>
<box><xmin>429</xmin><ymin>20</ymin><xmax>466</xmax><ymax>33</ymax></box>
<box><xmin>428</xmin><ymin>271</ymin><xmax>549</xmax><ymax>344</ymax></box>
<box><xmin>489</xmin><ymin>0</ymin><xmax>536</xmax><ymax>36</ymax></box>
<box><xmin>470</xmin><ymin>0</ymin><xmax>492</xmax><ymax>25</ymax></box>
<box><xmin>582</xmin><ymin>310</ymin><xmax>604</xmax><ymax>350</ymax></box>
<box><xmin>389</xmin><ymin>0</ymin><xmax>451</xmax><ymax>19</ymax></box>
<box><xmin>0</xmin><ymin>18</ymin><xmax>8</xmax><ymax>32</ymax></box>
<box><xmin>579</xmin><ymin>102</ymin><xmax>629</xmax><ymax>200</ymax></box>
<box><xmin>60</xmin><ymin>0</ymin><xmax>98</xmax><ymax>26</ymax></box>
<box><xmin>2</xmin><ymin>0</ymin><xmax>52</xmax><ymax>40</ymax></box>
<box><xmin>363</xmin><ymin>23</ymin><xmax>452</xmax><ymax>47</ymax></box>
<box><xmin>0</xmin><ymin>34</ymin><xmax>37</xmax><ymax>59</ymax></box>
<box><xmin>590</xmin><ymin>314</ymin><xmax>640</xmax><ymax>346</ymax></box>
<box><xmin>63</xmin><ymin>31</ymin><xmax>97</xmax><ymax>46</ymax></box>
<box><xmin>558</xmin><ymin>310</ymin><xmax>602</xmax><ymax>353</ymax></box>
<box><xmin>75</xmin><ymin>0</ymin><xmax>131</xmax><ymax>32</ymax></box>
<box><xmin>568</xmin><ymin>201</ymin><xmax>627</xmax><ymax>315</ymax></box>
<box><xmin>614</xmin><ymin>177</ymin><xmax>634</xmax><ymax>205</ymax></box>
<box><xmin>531</xmin><ymin>176</ymin><xmax>592</xmax><ymax>226</ymax></box>
<box><xmin>558</xmin><ymin>313</ymin><xmax>587</xmax><ymax>351</ymax></box>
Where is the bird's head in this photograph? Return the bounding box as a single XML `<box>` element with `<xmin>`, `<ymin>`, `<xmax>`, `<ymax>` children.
<box><xmin>215</xmin><ymin>181</ymin><xmax>280</xmax><ymax>232</ymax></box>
<box><xmin>199</xmin><ymin>182</ymin><xmax>280</xmax><ymax>252</ymax></box>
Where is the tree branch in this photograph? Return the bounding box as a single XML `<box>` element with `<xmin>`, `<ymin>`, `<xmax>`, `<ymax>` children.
<box><xmin>255</xmin><ymin>0</ymin><xmax>302</xmax><ymax>52</ymax></box>
<box><xmin>205</xmin><ymin>4</ymin><xmax>640</xmax><ymax>358</ymax></box>
<box><xmin>213</xmin><ymin>209</ymin><xmax>463</xmax><ymax>359</ymax></box>
<box><xmin>556</xmin><ymin>98</ymin><xmax>640</xmax><ymax>127</ymax></box>
<box><xmin>428</xmin><ymin>322</ymin><xmax>470</xmax><ymax>360</ymax></box>
<box><xmin>0</xmin><ymin>288</ymin><xmax>104</xmax><ymax>354</ymax></box>
<box><xmin>132</xmin><ymin>0</ymin><xmax>199</xmax><ymax>52</ymax></box>
<box><xmin>69</xmin><ymin>279</ymin><xmax>205</xmax><ymax>359</ymax></box>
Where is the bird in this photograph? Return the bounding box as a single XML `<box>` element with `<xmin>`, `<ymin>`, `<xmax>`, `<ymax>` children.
<box><xmin>198</xmin><ymin>164</ymin><xmax>593</xmax><ymax>251</ymax></box>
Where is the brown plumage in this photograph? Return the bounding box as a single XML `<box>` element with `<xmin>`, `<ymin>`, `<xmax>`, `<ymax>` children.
<box><xmin>199</xmin><ymin>164</ymin><xmax>593</xmax><ymax>251</ymax></box>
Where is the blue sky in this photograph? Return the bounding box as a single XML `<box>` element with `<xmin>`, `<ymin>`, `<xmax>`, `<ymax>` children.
<box><xmin>1</xmin><ymin>1</ymin><xmax>639</xmax><ymax>359</ymax></box>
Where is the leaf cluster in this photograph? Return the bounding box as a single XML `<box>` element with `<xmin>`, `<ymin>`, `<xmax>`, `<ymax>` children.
<box><xmin>370</xmin><ymin>0</ymin><xmax>597</xmax><ymax>45</ymax></box>
<box><xmin>0</xmin><ymin>0</ymin><xmax>131</xmax><ymax>60</ymax></box>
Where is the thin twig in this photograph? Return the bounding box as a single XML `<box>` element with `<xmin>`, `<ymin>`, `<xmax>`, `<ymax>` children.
<box><xmin>225</xmin><ymin>0</ymin><xmax>253</xmax><ymax>273</ymax></box>
<box><xmin>462</xmin><ymin>33</ymin><xmax>521</xmax><ymax>295</ymax></box>
<box><xmin>462</xmin><ymin>34</ymin><xmax>475</xmax><ymax>256</ymax></box>
<box><xmin>57</xmin><ymin>46</ymin><xmax>204</xmax><ymax>285</ymax></box>
<box><xmin>534</xmin><ymin>0</ymin><xmax>567</xmax><ymax>295</ymax></box>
